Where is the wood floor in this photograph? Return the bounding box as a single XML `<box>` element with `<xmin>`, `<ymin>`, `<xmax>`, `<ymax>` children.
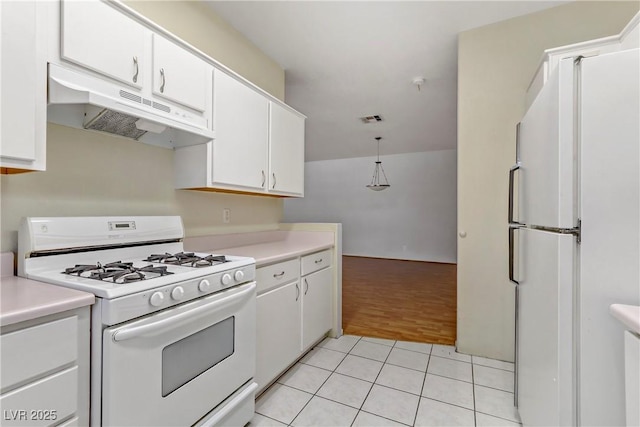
<box><xmin>342</xmin><ymin>256</ymin><xmax>457</xmax><ymax>345</ymax></box>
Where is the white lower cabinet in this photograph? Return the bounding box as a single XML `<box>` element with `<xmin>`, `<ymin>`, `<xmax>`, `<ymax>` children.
<box><xmin>256</xmin><ymin>281</ymin><xmax>301</xmax><ymax>392</ymax></box>
<box><xmin>255</xmin><ymin>250</ymin><xmax>334</xmax><ymax>394</ymax></box>
<box><xmin>301</xmin><ymin>267</ymin><xmax>333</xmax><ymax>351</ymax></box>
<box><xmin>0</xmin><ymin>308</ymin><xmax>90</xmax><ymax>427</ymax></box>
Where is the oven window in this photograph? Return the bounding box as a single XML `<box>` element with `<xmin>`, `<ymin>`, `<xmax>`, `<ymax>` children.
<box><xmin>162</xmin><ymin>316</ymin><xmax>235</xmax><ymax>397</ymax></box>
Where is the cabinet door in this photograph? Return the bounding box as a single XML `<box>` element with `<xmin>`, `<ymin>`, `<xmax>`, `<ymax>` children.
<box><xmin>302</xmin><ymin>268</ymin><xmax>333</xmax><ymax>350</ymax></box>
<box><xmin>256</xmin><ymin>282</ymin><xmax>301</xmax><ymax>392</ymax></box>
<box><xmin>60</xmin><ymin>0</ymin><xmax>145</xmax><ymax>88</ymax></box>
<box><xmin>269</xmin><ymin>102</ymin><xmax>305</xmax><ymax>196</ymax></box>
<box><xmin>212</xmin><ymin>70</ymin><xmax>269</xmax><ymax>190</ymax></box>
<box><xmin>152</xmin><ymin>35</ymin><xmax>208</xmax><ymax>112</ymax></box>
<box><xmin>0</xmin><ymin>0</ymin><xmax>46</xmax><ymax>171</ymax></box>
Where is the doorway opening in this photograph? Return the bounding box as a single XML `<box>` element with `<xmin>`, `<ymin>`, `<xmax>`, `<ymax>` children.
<box><xmin>342</xmin><ymin>256</ymin><xmax>457</xmax><ymax>345</ymax></box>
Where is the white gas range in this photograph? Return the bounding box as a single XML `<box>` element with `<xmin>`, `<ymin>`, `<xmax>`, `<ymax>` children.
<box><xmin>17</xmin><ymin>216</ymin><xmax>257</xmax><ymax>427</ymax></box>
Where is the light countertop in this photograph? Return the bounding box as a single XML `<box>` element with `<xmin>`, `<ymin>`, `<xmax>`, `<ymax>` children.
<box><xmin>610</xmin><ymin>304</ymin><xmax>640</xmax><ymax>335</ymax></box>
<box><xmin>185</xmin><ymin>230</ymin><xmax>335</xmax><ymax>266</ymax></box>
<box><xmin>1</xmin><ymin>253</ymin><xmax>95</xmax><ymax>327</ymax></box>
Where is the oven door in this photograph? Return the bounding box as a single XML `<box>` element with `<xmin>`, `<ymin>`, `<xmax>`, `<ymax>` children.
<box><xmin>101</xmin><ymin>282</ymin><xmax>256</xmax><ymax>427</ymax></box>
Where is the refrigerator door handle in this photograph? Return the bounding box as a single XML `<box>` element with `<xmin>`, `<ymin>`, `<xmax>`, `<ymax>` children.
<box><xmin>509</xmin><ymin>225</ymin><xmax>521</xmax><ymax>285</ymax></box>
<box><xmin>508</xmin><ymin>164</ymin><xmax>522</xmax><ymax>225</ymax></box>
<box><xmin>515</xmin><ymin>122</ymin><xmax>521</xmax><ymax>163</ymax></box>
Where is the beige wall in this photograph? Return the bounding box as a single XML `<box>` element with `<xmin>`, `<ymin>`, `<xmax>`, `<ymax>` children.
<box><xmin>0</xmin><ymin>1</ymin><xmax>286</xmax><ymax>253</ymax></box>
<box><xmin>124</xmin><ymin>1</ymin><xmax>285</xmax><ymax>101</ymax></box>
<box><xmin>457</xmin><ymin>1</ymin><xmax>639</xmax><ymax>361</ymax></box>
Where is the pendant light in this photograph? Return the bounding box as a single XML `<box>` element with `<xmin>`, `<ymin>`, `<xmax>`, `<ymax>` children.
<box><xmin>366</xmin><ymin>137</ymin><xmax>390</xmax><ymax>191</ymax></box>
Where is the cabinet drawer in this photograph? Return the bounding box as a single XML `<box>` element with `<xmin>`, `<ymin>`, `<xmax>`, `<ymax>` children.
<box><xmin>256</xmin><ymin>259</ymin><xmax>299</xmax><ymax>294</ymax></box>
<box><xmin>301</xmin><ymin>249</ymin><xmax>332</xmax><ymax>276</ymax></box>
<box><xmin>0</xmin><ymin>366</ymin><xmax>78</xmax><ymax>427</ymax></box>
<box><xmin>1</xmin><ymin>316</ymin><xmax>78</xmax><ymax>390</ymax></box>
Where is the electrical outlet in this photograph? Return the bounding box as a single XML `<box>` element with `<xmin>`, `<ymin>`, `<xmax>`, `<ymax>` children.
<box><xmin>223</xmin><ymin>208</ymin><xmax>231</xmax><ymax>224</ymax></box>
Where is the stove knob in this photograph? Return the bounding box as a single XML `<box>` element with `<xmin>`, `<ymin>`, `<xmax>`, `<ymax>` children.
<box><xmin>234</xmin><ymin>270</ymin><xmax>245</xmax><ymax>282</ymax></box>
<box><xmin>150</xmin><ymin>291</ymin><xmax>165</xmax><ymax>307</ymax></box>
<box><xmin>171</xmin><ymin>286</ymin><xmax>185</xmax><ymax>301</ymax></box>
<box><xmin>221</xmin><ymin>273</ymin><xmax>232</xmax><ymax>286</ymax></box>
<box><xmin>198</xmin><ymin>279</ymin><xmax>211</xmax><ymax>293</ymax></box>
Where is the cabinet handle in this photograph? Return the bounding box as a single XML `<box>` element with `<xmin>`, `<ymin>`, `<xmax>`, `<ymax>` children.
<box><xmin>295</xmin><ymin>283</ymin><xmax>300</xmax><ymax>301</ymax></box>
<box><xmin>273</xmin><ymin>271</ymin><xmax>285</xmax><ymax>279</ymax></box>
<box><xmin>272</xmin><ymin>173</ymin><xmax>276</xmax><ymax>189</ymax></box>
<box><xmin>132</xmin><ymin>56</ymin><xmax>139</xmax><ymax>83</ymax></box>
<box><xmin>304</xmin><ymin>278</ymin><xmax>309</xmax><ymax>295</ymax></box>
<box><xmin>261</xmin><ymin>170</ymin><xmax>266</xmax><ymax>188</ymax></box>
<box><xmin>160</xmin><ymin>68</ymin><xmax>166</xmax><ymax>93</ymax></box>
<box><xmin>314</xmin><ymin>258</ymin><xmax>323</xmax><ymax>264</ymax></box>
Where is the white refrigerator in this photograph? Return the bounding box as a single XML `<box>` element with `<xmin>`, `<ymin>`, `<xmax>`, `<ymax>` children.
<box><xmin>509</xmin><ymin>48</ymin><xmax>639</xmax><ymax>426</ymax></box>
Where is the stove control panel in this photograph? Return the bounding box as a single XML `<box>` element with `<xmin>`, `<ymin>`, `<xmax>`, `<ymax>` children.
<box><xmin>100</xmin><ymin>263</ymin><xmax>256</xmax><ymax>325</ymax></box>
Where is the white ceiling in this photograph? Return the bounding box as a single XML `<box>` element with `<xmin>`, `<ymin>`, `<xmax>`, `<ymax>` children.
<box><xmin>207</xmin><ymin>1</ymin><xmax>567</xmax><ymax>161</ymax></box>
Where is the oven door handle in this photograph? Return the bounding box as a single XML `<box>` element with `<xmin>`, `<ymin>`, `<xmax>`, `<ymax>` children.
<box><xmin>199</xmin><ymin>382</ymin><xmax>258</xmax><ymax>427</ymax></box>
<box><xmin>112</xmin><ymin>282</ymin><xmax>256</xmax><ymax>342</ymax></box>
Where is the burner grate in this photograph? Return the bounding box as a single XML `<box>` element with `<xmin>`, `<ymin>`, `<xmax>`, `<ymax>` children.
<box><xmin>143</xmin><ymin>252</ymin><xmax>228</xmax><ymax>268</ymax></box>
<box><xmin>62</xmin><ymin>261</ymin><xmax>174</xmax><ymax>284</ymax></box>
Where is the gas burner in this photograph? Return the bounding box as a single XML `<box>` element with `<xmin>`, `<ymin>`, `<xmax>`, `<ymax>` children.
<box><xmin>62</xmin><ymin>261</ymin><xmax>174</xmax><ymax>284</ymax></box>
<box><xmin>90</xmin><ymin>269</ymin><xmax>145</xmax><ymax>284</ymax></box>
<box><xmin>64</xmin><ymin>263</ymin><xmax>104</xmax><ymax>275</ymax></box>
<box><xmin>103</xmin><ymin>261</ymin><xmax>134</xmax><ymax>269</ymax></box>
<box><xmin>143</xmin><ymin>252</ymin><xmax>229</xmax><ymax>268</ymax></box>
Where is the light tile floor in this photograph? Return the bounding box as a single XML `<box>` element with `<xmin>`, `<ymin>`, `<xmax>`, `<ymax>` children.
<box><xmin>251</xmin><ymin>335</ymin><xmax>521</xmax><ymax>427</ymax></box>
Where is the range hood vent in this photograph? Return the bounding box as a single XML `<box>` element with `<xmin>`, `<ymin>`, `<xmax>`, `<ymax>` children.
<box><xmin>47</xmin><ymin>63</ymin><xmax>214</xmax><ymax>149</ymax></box>
<box><xmin>360</xmin><ymin>115</ymin><xmax>383</xmax><ymax>124</ymax></box>
<box><xmin>84</xmin><ymin>109</ymin><xmax>148</xmax><ymax>140</ymax></box>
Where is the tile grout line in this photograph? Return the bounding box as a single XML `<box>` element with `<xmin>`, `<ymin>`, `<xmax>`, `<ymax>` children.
<box><xmin>349</xmin><ymin>337</ymin><xmax>396</xmax><ymax>426</ymax></box>
<box><xmin>259</xmin><ymin>336</ymin><xmax>517</xmax><ymax>427</ymax></box>
<box><xmin>472</xmin><ymin>359</ymin><xmax>477</xmax><ymax>427</ymax></box>
<box><xmin>256</xmin><ymin>412</ymin><xmax>289</xmax><ymax>426</ymax></box>
<box><xmin>475</xmin><ymin>409</ymin><xmax>522</xmax><ymax>425</ymax></box>
<box><xmin>289</xmin><ymin>337</ymin><xmax>361</xmax><ymax>426</ymax></box>
<box><xmin>411</xmin><ymin>344</ymin><xmax>433</xmax><ymax>426</ymax></box>
<box><xmin>357</xmin><ymin>409</ymin><xmax>413</xmax><ymax>427</ymax></box>
<box><xmin>472</xmin><ymin>360</ymin><xmax>516</xmax><ymax>373</ymax></box>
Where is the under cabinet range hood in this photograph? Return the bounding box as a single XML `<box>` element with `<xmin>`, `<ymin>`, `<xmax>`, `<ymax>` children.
<box><xmin>47</xmin><ymin>63</ymin><xmax>214</xmax><ymax>149</ymax></box>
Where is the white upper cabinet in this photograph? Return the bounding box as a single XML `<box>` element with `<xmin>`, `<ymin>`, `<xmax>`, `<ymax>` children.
<box><xmin>0</xmin><ymin>0</ymin><xmax>46</xmax><ymax>172</ymax></box>
<box><xmin>269</xmin><ymin>102</ymin><xmax>305</xmax><ymax>196</ymax></box>
<box><xmin>60</xmin><ymin>0</ymin><xmax>145</xmax><ymax>89</ymax></box>
<box><xmin>174</xmin><ymin>71</ymin><xmax>305</xmax><ymax>197</ymax></box>
<box><xmin>152</xmin><ymin>35</ymin><xmax>208</xmax><ymax>112</ymax></box>
<box><xmin>211</xmin><ymin>69</ymin><xmax>269</xmax><ymax>191</ymax></box>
